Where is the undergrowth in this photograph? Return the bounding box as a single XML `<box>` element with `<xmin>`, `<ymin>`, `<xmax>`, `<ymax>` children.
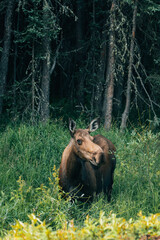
<box><xmin>1</xmin><ymin>212</ymin><xmax>160</xmax><ymax>239</ymax></box>
<box><xmin>0</xmin><ymin>120</ymin><xmax>160</xmax><ymax>238</ymax></box>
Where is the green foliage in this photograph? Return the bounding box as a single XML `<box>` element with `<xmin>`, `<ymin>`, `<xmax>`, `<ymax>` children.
<box><xmin>1</xmin><ymin>0</ymin><xmax>160</xmax><ymax>125</ymax></box>
<box><xmin>2</xmin><ymin>212</ymin><xmax>160</xmax><ymax>239</ymax></box>
<box><xmin>141</xmin><ymin>0</ymin><xmax>160</xmax><ymax>14</ymax></box>
<box><xmin>16</xmin><ymin>0</ymin><xmax>60</xmax><ymax>45</ymax></box>
<box><xmin>0</xmin><ymin>120</ymin><xmax>160</xmax><ymax>237</ymax></box>
<box><xmin>121</xmin><ymin>0</ymin><xmax>133</xmax><ymax>5</ymax></box>
<box><xmin>0</xmin><ymin>121</ymin><xmax>68</xmax><ymax>191</ymax></box>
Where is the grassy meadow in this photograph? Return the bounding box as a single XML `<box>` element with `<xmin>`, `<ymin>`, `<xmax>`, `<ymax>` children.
<box><xmin>0</xmin><ymin>120</ymin><xmax>160</xmax><ymax>238</ymax></box>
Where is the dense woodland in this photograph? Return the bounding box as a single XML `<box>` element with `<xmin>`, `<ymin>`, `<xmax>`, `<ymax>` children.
<box><xmin>0</xmin><ymin>1</ymin><xmax>160</xmax><ymax>237</ymax></box>
<box><xmin>0</xmin><ymin>0</ymin><xmax>160</xmax><ymax>129</ymax></box>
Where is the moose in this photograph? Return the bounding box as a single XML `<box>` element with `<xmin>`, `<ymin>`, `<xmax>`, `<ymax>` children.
<box><xmin>59</xmin><ymin>118</ymin><xmax>116</xmax><ymax>202</ymax></box>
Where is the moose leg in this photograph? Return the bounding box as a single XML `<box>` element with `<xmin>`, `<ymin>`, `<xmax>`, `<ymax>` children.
<box><xmin>80</xmin><ymin>161</ymin><xmax>97</xmax><ymax>200</ymax></box>
<box><xmin>102</xmin><ymin>172</ymin><xmax>112</xmax><ymax>202</ymax></box>
<box><xmin>103</xmin><ymin>155</ymin><xmax>116</xmax><ymax>202</ymax></box>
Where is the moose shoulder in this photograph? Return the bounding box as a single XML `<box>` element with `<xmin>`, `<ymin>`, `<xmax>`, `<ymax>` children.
<box><xmin>59</xmin><ymin>118</ymin><xmax>116</xmax><ymax>202</ymax></box>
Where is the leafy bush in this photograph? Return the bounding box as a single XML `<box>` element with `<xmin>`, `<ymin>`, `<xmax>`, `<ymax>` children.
<box><xmin>2</xmin><ymin>212</ymin><xmax>160</xmax><ymax>240</ymax></box>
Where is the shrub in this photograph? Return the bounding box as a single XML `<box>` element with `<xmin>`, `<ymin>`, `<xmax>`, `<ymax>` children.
<box><xmin>2</xmin><ymin>212</ymin><xmax>160</xmax><ymax>240</ymax></box>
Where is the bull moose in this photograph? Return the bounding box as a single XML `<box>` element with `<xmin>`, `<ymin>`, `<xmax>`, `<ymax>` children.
<box><xmin>59</xmin><ymin>118</ymin><xmax>116</xmax><ymax>202</ymax></box>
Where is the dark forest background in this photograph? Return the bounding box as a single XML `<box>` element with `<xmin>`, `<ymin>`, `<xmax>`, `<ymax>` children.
<box><xmin>0</xmin><ymin>0</ymin><xmax>160</xmax><ymax>130</ymax></box>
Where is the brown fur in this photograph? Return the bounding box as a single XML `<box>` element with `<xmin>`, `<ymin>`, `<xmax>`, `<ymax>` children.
<box><xmin>59</xmin><ymin>119</ymin><xmax>116</xmax><ymax>202</ymax></box>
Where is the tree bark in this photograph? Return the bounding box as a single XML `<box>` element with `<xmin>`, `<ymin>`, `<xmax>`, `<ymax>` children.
<box><xmin>92</xmin><ymin>0</ymin><xmax>106</xmax><ymax>116</ymax></box>
<box><xmin>120</xmin><ymin>0</ymin><xmax>138</xmax><ymax>131</ymax></box>
<box><xmin>41</xmin><ymin>0</ymin><xmax>51</xmax><ymax>122</ymax></box>
<box><xmin>31</xmin><ymin>40</ymin><xmax>35</xmax><ymax>121</ymax></box>
<box><xmin>13</xmin><ymin>9</ymin><xmax>19</xmax><ymax>111</ymax></box>
<box><xmin>90</xmin><ymin>0</ymin><xmax>96</xmax><ymax>118</ymax></box>
<box><xmin>76</xmin><ymin>0</ymin><xmax>85</xmax><ymax>105</ymax></box>
<box><xmin>95</xmin><ymin>36</ymin><xmax>106</xmax><ymax>116</ymax></box>
<box><xmin>103</xmin><ymin>0</ymin><xmax>116</xmax><ymax>130</ymax></box>
<box><xmin>0</xmin><ymin>0</ymin><xmax>15</xmax><ymax>115</ymax></box>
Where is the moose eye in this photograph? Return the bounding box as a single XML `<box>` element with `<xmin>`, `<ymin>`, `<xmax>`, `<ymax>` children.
<box><xmin>77</xmin><ymin>139</ymin><xmax>82</xmax><ymax>145</ymax></box>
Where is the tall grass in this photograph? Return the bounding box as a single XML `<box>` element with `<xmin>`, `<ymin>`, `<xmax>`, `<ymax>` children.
<box><xmin>0</xmin><ymin>120</ymin><xmax>159</xmax><ymax>236</ymax></box>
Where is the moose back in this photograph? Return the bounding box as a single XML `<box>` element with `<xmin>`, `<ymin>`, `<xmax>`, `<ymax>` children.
<box><xmin>59</xmin><ymin>118</ymin><xmax>116</xmax><ymax>202</ymax></box>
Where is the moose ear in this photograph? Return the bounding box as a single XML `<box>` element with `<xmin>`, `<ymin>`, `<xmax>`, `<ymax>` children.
<box><xmin>69</xmin><ymin>118</ymin><xmax>76</xmax><ymax>137</ymax></box>
<box><xmin>88</xmin><ymin>118</ymin><xmax>100</xmax><ymax>132</ymax></box>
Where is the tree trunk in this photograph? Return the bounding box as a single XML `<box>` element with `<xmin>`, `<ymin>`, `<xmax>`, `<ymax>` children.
<box><xmin>31</xmin><ymin>40</ymin><xmax>35</xmax><ymax>121</ymax></box>
<box><xmin>13</xmin><ymin>40</ymin><xmax>17</xmax><ymax>111</ymax></box>
<box><xmin>41</xmin><ymin>0</ymin><xmax>51</xmax><ymax>122</ymax></box>
<box><xmin>90</xmin><ymin>0</ymin><xmax>96</xmax><ymax>118</ymax></box>
<box><xmin>13</xmin><ymin>9</ymin><xmax>19</xmax><ymax>112</ymax></box>
<box><xmin>103</xmin><ymin>1</ymin><xmax>116</xmax><ymax>131</ymax></box>
<box><xmin>76</xmin><ymin>0</ymin><xmax>85</xmax><ymax>105</ymax></box>
<box><xmin>91</xmin><ymin>0</ymin><xmax>106</xmax><ymax>117</ymax></box>
<box><xmin>95</xmin><ymin>35</ymin><xmax>106</xmax><ymax>116</ymax></box>
<box><xmin>120</xmin><ymin>0</ymin><xmax>138</xmax><ymax>131</ymax></box>
<box><xmin>0</xmin><ymin>0</ymin><xmax>15</xmax><ymax>115</ymax></box>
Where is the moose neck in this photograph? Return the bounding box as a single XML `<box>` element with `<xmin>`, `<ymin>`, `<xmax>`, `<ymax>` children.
<box><xmin>66</xmin><ymin>140</ymin><xmax>82</xmax><ymax>179</ymax></box>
